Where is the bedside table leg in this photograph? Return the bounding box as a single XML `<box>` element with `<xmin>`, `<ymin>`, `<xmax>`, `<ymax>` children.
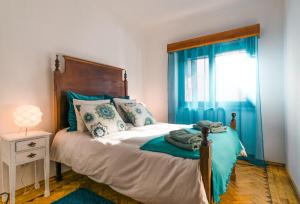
<box><xmin>34</xmin><ymin>161</ymin><xmax>40</xmax><ymax>189</ymax></box>
<box><xmin>1</xmin><ymin>162</ymin><xmax>7</xmax><ymax>203</ymax></box>
<box><xmin>9</xmin><ymin>165</ymin><xmax>16</xmax><ymax>204</ymax></box>
<box><xmin>44</xmin><ymin>143</ymin><xmax>50</xmax><ymax>197</ymax></box>
<box><xmin>1</xmin><ymin>161</ymin><xmax>4</xmax><ymax>192</ymax></box>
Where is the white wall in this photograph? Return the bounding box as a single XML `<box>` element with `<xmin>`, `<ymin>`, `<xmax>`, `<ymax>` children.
<box><xmin>142</xmin><ymin>0</ymin><xmax>285</xmax><ymax>163</ymax></box>
<box><xmin>284</xmin><ymin>0</ymin><xmax>300</xmax><ymax>193</ymax></box>
<box><xmin>0</xmin><ymin>0</ymin><xmax>144</xmax><ymax>190</ymax></box>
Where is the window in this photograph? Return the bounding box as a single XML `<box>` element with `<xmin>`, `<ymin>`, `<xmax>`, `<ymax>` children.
<box><xmin>185</xmin><ymin>57</ymin><xmax>209</xmax><ymax>102</ymax></box>
<box><xmin>184</xmin><ymin>50</ymin><xmax>256</xmax><ymax>103</ymax></box>
<box><xmin>215</xmin><ymin>51</ymin><xmax>256</xmax><ymax>102</ymax></box>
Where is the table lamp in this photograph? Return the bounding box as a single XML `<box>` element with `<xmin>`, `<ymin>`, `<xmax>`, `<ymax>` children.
<box><xmin>14</xmin><ymin>105</ymin><xmax>43</xmax><ymax>136</ymax></box>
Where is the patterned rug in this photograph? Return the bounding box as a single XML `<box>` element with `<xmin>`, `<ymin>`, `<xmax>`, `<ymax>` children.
<box><xmin>52</xmin><ymin>188</ymin><xmax>114</xmax><ymax>204</ymax></box>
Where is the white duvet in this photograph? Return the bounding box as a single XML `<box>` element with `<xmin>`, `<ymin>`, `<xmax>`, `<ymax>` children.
<box><xmin>50</xmin><ymin>123</ymin><xmax>208</xmax><ymax>204</ymax></box>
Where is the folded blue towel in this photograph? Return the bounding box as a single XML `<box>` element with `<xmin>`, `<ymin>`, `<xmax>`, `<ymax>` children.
<box><xmin>197</xmin><ymin>120</ymin><xmax>212</xmax><ymax>127</ymax></box>
<box><xmin>196</xmin><ymin>120</ymin><xmax>223</xmax><ymax>128</ymax></box>
<box><xmin>193</xmin><ymin>124</ymin><xmax>202</xmax><ymax>131</ymax></box>
<box><xmin>193</xmin><ymin>121</ymin><xmax>224</xmax><ymax>133</ymax></box>
<box><xmin>164</xmin><ymin>135</ymin><xmax>201</xmax><ymax>151</ymax></box>
<box><xmin>169</xmin><ymin>129</ymin><xmax>202</xmax><ymax>144</ymax></box>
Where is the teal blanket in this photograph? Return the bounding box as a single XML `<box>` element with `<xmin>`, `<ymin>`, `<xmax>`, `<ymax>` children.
<box><xmin>140</xmin><ymin>127</ymin><xmax>242</xmax><ymax>203</ymax></box>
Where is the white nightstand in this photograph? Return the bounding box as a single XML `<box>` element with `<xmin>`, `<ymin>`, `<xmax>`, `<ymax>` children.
<box><xmin>0</xmin><ymin>131</ymin><xmax>51</xmax><ymax>204</ymax></box>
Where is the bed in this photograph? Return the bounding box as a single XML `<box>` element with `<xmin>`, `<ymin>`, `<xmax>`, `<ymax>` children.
<box><xmin>51</xmin><ymin>55</ymin><xmax>243</xmax><ymax>204</ymax></box>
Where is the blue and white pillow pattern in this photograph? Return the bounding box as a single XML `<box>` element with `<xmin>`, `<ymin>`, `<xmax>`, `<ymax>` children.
<box><xmin>73</xmin><ymin>99</ymin><xmax>110</xmax><ymax>132</ymax></box>
<box><xmin>120</xmin><ymin>103</ymin><xmax>156</xmax><ymax>127</ymax></box>
<box><xmin>76</xmin><ymin>103</ymin><xmax>127</xmax><ymax>138</ymax></box>
<box><xmin>113</xmin><ymin>98</ymin><xmax>136</xmax><ymax>123</ymax></box>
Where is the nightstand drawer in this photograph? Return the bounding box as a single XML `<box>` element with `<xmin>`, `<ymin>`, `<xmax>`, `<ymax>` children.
<box><xmin>15</xmin><ymin>138</ymin><xmax>46</xmax><ymax>152</ymax></box>
<box><xmin>15</xmin><ymin>148</ymin><xmax>45</xmax><ymax>164</ymax></box>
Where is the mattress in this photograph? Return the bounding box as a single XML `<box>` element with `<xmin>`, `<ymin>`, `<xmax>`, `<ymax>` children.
<box><xmin>50</xmin><ymin>123</ymin><xmax>208</xmax><ymax>204</ymax></box>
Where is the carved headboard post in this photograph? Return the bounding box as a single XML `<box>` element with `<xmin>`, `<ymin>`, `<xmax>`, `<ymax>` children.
<box><xmin>230</xmin><ymin>112</ymin><xmax>237</xmax><ymax>130</ymax></box>
<box><xmin>54</xmin><ymin>55</ymin><xmax>60</xmax><ymax>72</ymax></box>
<box><xmin>124</xmin><ymin>70</ymin><xmax>128</xmax><ymax>97</ymax></box>
<box><xmin>54</xmin><ymin>55</ymin><xmax>61</xmax><ymax>133</ymax></box>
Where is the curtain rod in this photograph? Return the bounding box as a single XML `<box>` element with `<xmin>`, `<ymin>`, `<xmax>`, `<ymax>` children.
<box><xmin>167</xmin><ymin>24</ymin><xmax>260</xmax><ymax>53</ymax></box>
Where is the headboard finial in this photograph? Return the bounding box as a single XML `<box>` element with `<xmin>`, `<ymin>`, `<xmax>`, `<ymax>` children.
<box><xmin>55</xmin><ymin>55</ymin><xmax>60</xmax><ymax>72</ymax></box>
<box><xmin>124</xmin><ymin>70</ymin><xmax>127</xmax><ymax>80</ymax></box>
<box><xmin>230</xmin><ymin>112</ymin><xmax>237</xmax><ymax>130</ymax></box>
<box><xmin>124</xmin><ymin>70</ymin><xmax>128</xmax><ymax>97</ymax></box>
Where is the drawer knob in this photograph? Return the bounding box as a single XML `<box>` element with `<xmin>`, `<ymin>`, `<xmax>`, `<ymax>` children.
<box><xmin>27</xmin><ymin>153</ymin><xmax>36</xmax><ymax>158</ymax></box>
<box><xmin>28</xmin><ymin>142</ymin><xmax>36</xmax><ymax>147</ymax></box>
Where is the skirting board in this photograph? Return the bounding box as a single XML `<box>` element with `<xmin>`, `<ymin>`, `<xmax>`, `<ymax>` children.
<box><xmin>287</xmin><ymin>169</ymin><xmax>300</xmax><ymax>203</ymax></box>
<box><xmin>266</xmin><ymin>160</ymin><xmax>285</xmax><ymax>167</ymax></box>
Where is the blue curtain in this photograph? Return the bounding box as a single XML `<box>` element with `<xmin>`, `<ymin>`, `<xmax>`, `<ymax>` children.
<box><xmin>168</xmin><ymin>36</ymin><xmax>265</xmax><ymax>164</ymax></box>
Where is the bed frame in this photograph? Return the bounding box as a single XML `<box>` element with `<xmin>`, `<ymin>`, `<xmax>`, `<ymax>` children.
<box><xmin>53</xmin><ymin>55</ymin><xmax>237</xmax><ymax>204</ymax></box>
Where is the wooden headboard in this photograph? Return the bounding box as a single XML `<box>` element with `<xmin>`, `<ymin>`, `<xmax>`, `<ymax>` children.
<box><xmin>54</xmin><ymin>55</ymin><xmax>128</xmax><ymax>132</ymax></box>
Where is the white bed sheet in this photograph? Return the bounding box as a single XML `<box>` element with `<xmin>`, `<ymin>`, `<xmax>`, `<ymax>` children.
<box><xmin>50</xmin><ymin>123</ymin><xmax>208</xmax><ymax>204</ymax></box>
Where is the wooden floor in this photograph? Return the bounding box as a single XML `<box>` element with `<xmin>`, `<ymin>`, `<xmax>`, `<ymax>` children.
<box><xmin>14</xmin><ymin>161</ymin><xmax>299</xmax><ymax>204</ymax></box>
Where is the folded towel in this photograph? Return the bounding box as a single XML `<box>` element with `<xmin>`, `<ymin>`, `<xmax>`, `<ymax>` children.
<box><xmin>192</xmin><ymin>124</ymin><xmax>202</xmax><ymax>131</ymax></box>
<box><xmin>193</xmin><ymin>122</ymin><xmax>226</xmax><ymax>133</ymax></box>
<box><xmin>169</xmin><ymin>129</ymin><xmax>190</xmax><ymax>137</ymax></box>
<box><xmin>211</xmin><ymin>126</ymin><xmax>227</xmax><ymax>133</ymax></box>
<box><xmin>196</xmin><ymin>120</ymin><xmax>223</xmax><ymax>128</ymax></box>
<box><xmin>169</xmin><ymin>129</ymin><xmax>202</xmax><ymax>144</ymax></box>
<box><xmin>164</xmin><ymin>135</ymin><xmax>201</xmax><ymax>151</ymax></box>
<box><xmin>210</xmin><ymin>122</ymin><xmax>223</xmax><ymax>128</ymax></box>
<box><xmin>197</xmin><ymin>120</ymin><xmax>212</xmax><ymax>128</ymax></box>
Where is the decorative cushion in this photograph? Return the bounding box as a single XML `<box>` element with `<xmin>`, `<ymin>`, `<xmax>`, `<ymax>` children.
<box><xmin>77</xmin><ymin>103</ymin><xmax>127</xmax><ymax>138</ymax></box>
<box><xmin>120</xmin><ymin>103</ymin><xmax>156</xmax><ymax>127</ymax></box>
<box><xmin>105</xmin><ymin>95</ymin><xmax>130</xmax><ymax>101</ymax></box>
<box><xmin>113</xmin><ymin>98</ymin><xmax>136</xmax><ymax>123</ymax></box>
<box><xmin>73</xmin><ymin>99</ymin><xmax>110</xmax><ymax>132</ymax></box>
<box><xmin>67</xmin><ymin>91</ymin><xmax>106</xmax><ymax>131</ymax></box>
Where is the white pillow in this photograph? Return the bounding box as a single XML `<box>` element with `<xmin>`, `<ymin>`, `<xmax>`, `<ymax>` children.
<box><xmin>77</xmin><ymin>103</ymin><xmax>127</xmax><ymax>138</ymax></box>
<box><xmin>113</xmin><ymin>98</ymin><xmax>136</xmax><ymax>123</ymax></box>
<box><xmin>120</xmin><ymin>103</ymin><xmax>156</xmax><ymax>127</ymax></box>
<box><xmin>73</xmin><ymin>99</ymin><xmax>110</xmax><ymax>132</ymax></box>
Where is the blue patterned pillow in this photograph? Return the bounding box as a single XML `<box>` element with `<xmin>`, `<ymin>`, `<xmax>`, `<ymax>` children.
<box><xmin>113</xmin><ymin>98</ymin><xmax>136</xmax><ymax>123</ymax></box>
<box><xmin>120</xmin><ymin>103</ymin><xmax>156</xmax><ymax>127</ymax></box>
<box><xmin>66</xmin><ymin>91</ymin><xmax>106</xmax><ymax>131</ymax></box>
<box><xmin>77</xmin><ymin>103</ymin><xmax>127</xmax><ymax>138</ymax></box>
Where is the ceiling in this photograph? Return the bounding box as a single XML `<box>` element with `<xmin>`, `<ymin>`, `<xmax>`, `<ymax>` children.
<box><xmin>103</xmin><ymin>0</ymin><xmax>239</xmax><ymax>29</ymax></box>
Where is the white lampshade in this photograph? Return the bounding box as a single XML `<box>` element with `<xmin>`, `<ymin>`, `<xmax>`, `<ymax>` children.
<box><xmin>14</xmin><ymin>105</ymin><xmax>43</xmax><ymax>128</ymax></box>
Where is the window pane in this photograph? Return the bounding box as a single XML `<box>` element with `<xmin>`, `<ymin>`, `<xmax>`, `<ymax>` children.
<box><xmin>185</xmin><ymin>57</ymin><xmax>209</xmax><ymax>102</ymax></box>
<box><xmin>215</xmin><ymin>51</ymin><xmax>256</xmax><ymax>102</ymax></box>
<box><xmin>197</xmin><ymin>57</ymin><xmax>209</xmax><ymax>101</ymax></box>
<box><xmin>185</xmin><ymin>60</ymin><xmax>192</xmax><ymax>102</ymax></box>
